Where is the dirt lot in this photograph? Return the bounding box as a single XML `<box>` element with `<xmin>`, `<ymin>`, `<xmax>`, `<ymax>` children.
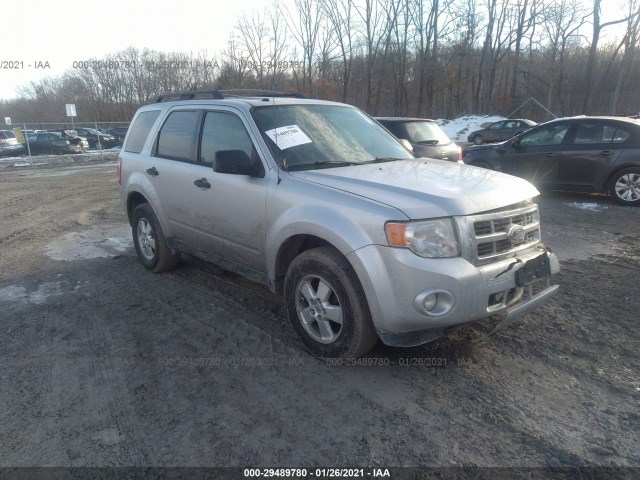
<box><xmin>0</xmin><ymin>159</ymin><xmax>638</xmax><ymax>471</ymax></box>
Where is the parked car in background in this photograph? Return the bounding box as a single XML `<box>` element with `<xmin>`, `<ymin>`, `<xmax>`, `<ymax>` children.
<box><xmin>103</xmin><ymin>127</ymin><xmax>128</xmax><ymax>145</ymax></box>
<box><xmin>376</xmin><ymin>117</ymin><xmax>462</xmax><ymax>162</ymax></box>
<box><xmin>71</xmin><ymin>127</ymin><xmax>117</xmax><ymax>149</ymax></box>
<box><xmin>26</xmin><ymin>131</ymin><xmax>87</xmax><ymax>155</ymax></box>
<box><xmin>462</xmin><ymin>116</ymin><xmax>640</xmax><ymax>206</ymax></box>
<box><xmin>467</xmin><ymin>119</ymin><xmax>537</xmax><ymax>145</ymax></box>
<box><xmin>0</xmin><ymin>130</ymin><xmax>26</xmax><ymax>157</ymax></box>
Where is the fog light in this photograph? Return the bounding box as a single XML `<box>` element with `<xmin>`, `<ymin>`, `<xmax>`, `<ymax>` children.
<box><xmin>422</xmin><ymin>293</ymin><xmax>437</xmax><ymax>311</ymax></box>
<box><xmin>414</xmin><ymin>289</ymin><xmax>456</xmax><ymax>317</ymax></box>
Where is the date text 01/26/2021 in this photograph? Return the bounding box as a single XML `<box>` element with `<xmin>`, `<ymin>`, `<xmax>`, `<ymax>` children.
<box><xmin>243</xmin><ymin>468</ymin><xmax>391</xmax><ymax>477</ymax></box>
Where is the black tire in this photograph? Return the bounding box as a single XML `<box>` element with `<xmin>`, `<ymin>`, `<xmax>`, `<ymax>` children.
<box><xmin>51</xmin><ymin>146</ymin><xmax>62</xmax><ymax>155</ymax></box>
<box><xmin>609</xmin><ymin>167</ymin><xmax>640</xmax><ymax>206</ymax></box>
<box><xmin>131</xmin><ymin>203</ymin><xmax>181</xmax><ymax>272</ymax></box>
<box><xmin>472</xmin><ymin>135</ymin><xmax>484</xmax><ymax>145</ymax></box>
<box><xmin>284</xmin><ymin>246</ymin><xmax>378</xmax><ymax>359</ymax></box>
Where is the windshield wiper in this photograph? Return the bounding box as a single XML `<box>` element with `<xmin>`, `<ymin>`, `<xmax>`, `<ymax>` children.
<box><xmin>364</xmin><ymin>157</ymin><xmax>405</xmax><ymax>164</ymax></box>
<box><xmin>287</xmin><ymin>160</ymin><xmax>359</xmax><ymax>171</ymax></box>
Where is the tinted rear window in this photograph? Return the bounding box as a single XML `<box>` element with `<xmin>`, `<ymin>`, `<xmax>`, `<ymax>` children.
<box><xmin>124</xmin><ymin>110</ymin><xmax>160</xmax><ymax>153</ymax></box>
<box><xmin>156</xmin><ymin>110</ymin><xmax>198</xmax><ymax>161</ymax></box>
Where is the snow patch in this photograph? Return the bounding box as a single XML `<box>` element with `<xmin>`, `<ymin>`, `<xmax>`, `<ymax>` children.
<box><xmin>0</xmin><ymin>280</ymin><xmax>88</xmax><ymax>305</ymax></box>
<box><xmin>46</xmin><ymin>224</ymin><xmax>133</xmax><ymax>261</ymax></box>
<box><xmin>436</xmin><ymin>115</ymin><xmax>507</xmax><ymax>142</ymax></box>
<box><xmin>565</xmin><ymin>202</ymin><xmax>609</xmax><ymax>211</ymax></box>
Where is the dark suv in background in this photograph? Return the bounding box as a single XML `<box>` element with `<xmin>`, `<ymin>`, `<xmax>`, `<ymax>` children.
<box><xmin>463</xmin><ymin>116</ymin><xmax>640</xmax><ymax>206</ymax></box>
<box><xmin>376</xmin><ymin>117</ymin><xmax>462</xmax><ymax>162</ymax></box>
<box><xmin>103</xmin><ymin>127</ymin><xmax>128</xmax><ymax>146</ymax></box>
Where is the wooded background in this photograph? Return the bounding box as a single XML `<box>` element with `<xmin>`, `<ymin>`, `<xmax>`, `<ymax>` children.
<box><xmin>2</xmin><ymin>0</ymin><xmax>639</xmax><ymax>124</ymax></box>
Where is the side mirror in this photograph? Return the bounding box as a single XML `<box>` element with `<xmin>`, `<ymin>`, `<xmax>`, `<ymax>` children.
<box><xmin>215</xmin><ymin>150</ymin><xmax>264</xmax><ymax>177</ymax></box>
<box><xmin>399</xmin><ymin>138</ymin><xmax>414</xmax><ymax>152</ymax></box>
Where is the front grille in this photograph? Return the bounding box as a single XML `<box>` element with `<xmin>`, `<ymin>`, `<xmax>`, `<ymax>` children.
<box><xmin>466</xmin><ymin>204</ymin><xmax>541</xmax><ymax>265</ymax></box>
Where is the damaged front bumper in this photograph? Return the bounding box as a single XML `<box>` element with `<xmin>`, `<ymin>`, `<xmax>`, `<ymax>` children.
<box><xmin>347</xmin><ymin>245</ymin><xmax>560</xmax><ymax>347</ymax></box>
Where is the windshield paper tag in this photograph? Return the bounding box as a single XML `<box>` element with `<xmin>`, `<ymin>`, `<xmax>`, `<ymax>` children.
<box><xmin>265</xmin><ymin>125</ymin><xmax>312</xmax><ymax>150</ymax></box>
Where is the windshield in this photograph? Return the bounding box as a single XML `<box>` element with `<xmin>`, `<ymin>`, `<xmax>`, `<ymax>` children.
<box><xmin>252</xmin><ymin>104</ymin><xmax>413</xmax><ymax>170</ymax></box>
<box><xmin>403</xmin><ymin>121</ymin><xmax>451</xmax><ymax>145</ymax></box>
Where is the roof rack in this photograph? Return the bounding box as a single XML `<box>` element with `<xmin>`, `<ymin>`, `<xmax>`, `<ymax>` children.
<box><xmin>218</xmin><ymin>89</ymin><xmax>305</xmax><ymax>99</ymax></box>
<box><xmin>155</xmin><ymin>90</ymin><xmax>224</xmax><ymax>103</ymax></box>
<box><xmin>154</xmin><ymin>89</ymin><xmax>304</xmax><ymax>103</ymax></box>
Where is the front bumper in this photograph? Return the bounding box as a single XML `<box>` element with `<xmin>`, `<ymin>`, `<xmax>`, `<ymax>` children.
<box><xmin>347</xmin><ymin>245</ymin><xmax>559</xmax><ymax>347</ymax></box>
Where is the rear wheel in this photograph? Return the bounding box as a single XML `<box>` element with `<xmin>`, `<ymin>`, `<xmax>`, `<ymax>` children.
<box><xmin>132</xmin><ymin>203</ymin><xmax>181</xmax><ymax>272</ymax></box>
<box><xmin>472</xmin><ymin>135</ymin><xmax>484</xmax><ymax>145</ymax></box>
<box><xmin>609</xmin><ymin>167</ymin><xmax>640</xmax><ymax>206</ymax></box>
<box><xmin>284</xmin><ymin>247</ymin><xmax>378</xmax><ymax>359</ymax></box>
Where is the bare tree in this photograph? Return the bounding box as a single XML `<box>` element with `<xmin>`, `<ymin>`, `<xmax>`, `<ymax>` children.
<box><xmin>583</xmin><ymin>0</ymin><xmax>636</xmax><ymax>112</ymax></box>
<box><xmin>321</xmin><ymin>0</ymin><xmax>356</xmax><ymax>101</ymax></box>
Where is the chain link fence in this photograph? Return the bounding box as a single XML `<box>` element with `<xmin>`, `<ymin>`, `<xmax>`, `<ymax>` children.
<box><xmin>3</xmin><ymin>121</ymin><xmax>131</xmax><ymax>158</ymax></box>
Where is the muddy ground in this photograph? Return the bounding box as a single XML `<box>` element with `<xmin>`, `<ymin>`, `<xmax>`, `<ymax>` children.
<box><xmin>0</xmin><ymin>159</ymin><xmax>638</xmax><ymax>470</ymax></box>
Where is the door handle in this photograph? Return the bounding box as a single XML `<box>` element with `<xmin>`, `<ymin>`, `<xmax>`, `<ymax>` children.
<box><xmin>599</xmin><ymin>151</ymin><xmax>614</xmax><ymax>157</ymax></box>
<box><xmin>194</xmin><ymin>178</ymin><xmax>211</xmax><ymax>189</ymax></box>
<box><xmin>146</xmin><ymin>167</ymin><xmax>159</xmax><ymax>176</ymax></box>
<box><xmin>546</xmin><ymin>153</ymin><xmax>557</xmax><ymax>157</ymax></box>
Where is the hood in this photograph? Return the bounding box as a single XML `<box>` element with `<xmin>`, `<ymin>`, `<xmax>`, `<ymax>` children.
<box><xmin>289</xmin><ymin>158</ymin><xmax>539</xmax><ymax>218</ymax></box>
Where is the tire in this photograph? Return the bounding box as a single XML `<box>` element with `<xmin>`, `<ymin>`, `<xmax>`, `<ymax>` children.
<box><xmin>51</xmin><ymin>147</ymin><xmax>62</xmax><ymax>155</ymax></box>
<box><xmin>131</xmin><ymin>203</ymin><xmax>181</xmax><ymax>272</ymax></box>
<box><xmin>284</xmin><ymin>246</ymin><xmax>378</xmax><ymax>359</ymax></box>
<box><xmin>472</xmin><ymin>135</ymin><xmax>484</xmax><ymax>145</ymax></box>
<box><xmin>609</xmin><ymin>167</ymin><xmax>640</xmax><ymax>206</ymax></box>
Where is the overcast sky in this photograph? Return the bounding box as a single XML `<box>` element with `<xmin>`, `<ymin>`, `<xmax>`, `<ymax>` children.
<box><xmin>0</xmin><ymin>0</ymin><xmax>630</xmax><ymax>101</ymax></box>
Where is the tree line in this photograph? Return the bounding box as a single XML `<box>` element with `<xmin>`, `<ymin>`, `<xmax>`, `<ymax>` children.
<box><xmin>2</xmin><ymin>0</ymin><xmax>639</xmax><ymax>124</ymax></box>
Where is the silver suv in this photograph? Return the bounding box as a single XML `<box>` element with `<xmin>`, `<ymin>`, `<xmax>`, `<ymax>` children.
<box><xmin>119</xmin><ymin>90</ymin><xmax>560</xmax><ymax>359</ymax></box>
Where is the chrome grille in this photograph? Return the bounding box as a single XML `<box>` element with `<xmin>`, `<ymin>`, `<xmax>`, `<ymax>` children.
<box><xmin>463</xmin><ymin>204</ymin><xmax>541</xmax><ymax>265</ymax></box>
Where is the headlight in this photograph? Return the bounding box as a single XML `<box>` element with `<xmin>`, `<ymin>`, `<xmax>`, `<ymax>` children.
<box><xmin>385</xmin><ymin>218</ymin><xmax>460</xmax><ymax>258</ymax></box>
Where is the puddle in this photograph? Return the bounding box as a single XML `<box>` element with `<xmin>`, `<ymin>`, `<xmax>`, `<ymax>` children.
<box><xmin>46</xmin><ymin>224</ymin><xmax>133</xmax><ymax>261</ymax></box>
<box><xmin>0</xmin><ymin>280</ymin><xmax>88</xmax><ymax>305</ymax></box>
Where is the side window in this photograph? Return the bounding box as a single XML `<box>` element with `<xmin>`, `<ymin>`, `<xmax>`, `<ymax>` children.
<box><xmin>604</xmin><ymin>125</ymin><xmax>631</xmax><ymax>144</ymax></box>
<box><xmin>519</xmin><ymin>123</ymin><xmax>569</xmax><ymax>146</ymax></box>
<box><xmin>199</xmin><ymin>111</ymin><xmax>256</xmax><ymax>166</ymax></box>
<box><xmin>573</xmin><ymin>123</ymin><xmax>632</xmax><ymax>144</ymax></box>
<box><xmin>156</xmin><ymin>110</ymin><xmax>198</xmax><ymax>161</ymax></box>
<box><xmin>489</xmin><ymin>122</ymin><xmax>503</xmax><ymax>130</ymax></box>
<box><xmin>125</xmin><ymin>110</ymin><xmax>160</xmax><ymax>154</ymax></box>
<box><xmin>573</xmin><ymin>123</ymin><xmax>607</xmax><ymax>144</ymax></box>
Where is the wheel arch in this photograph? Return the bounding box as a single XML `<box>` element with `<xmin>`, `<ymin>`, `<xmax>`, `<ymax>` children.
<box><xmin>126</xmin><ymin>191</ymin><xmax>150</xmax><ymax>225</ymax></box>
<box><xmin>272</xmin><ymin>234</ymin><xmax>339</xmax><ymax>295</ymax></box>
<box><xmin>602</xmin><ymin>163</ymin><xmax>640</xmax><ymax>193</ymax></box>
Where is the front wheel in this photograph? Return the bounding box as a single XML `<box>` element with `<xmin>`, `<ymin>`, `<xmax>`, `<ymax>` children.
<box><xmin>472</xmin><ymin>135</ymin><xmax>484</xmax><ymax>145</ymax></box>
<box><xmin>284</xmin><ymin>247</ymin><xmax>378</xmax><ymax>359</ymax></box>
<box><xmin>609</xmin><ymin>167</ymin><xmax>640</xmax><ymax>206</ymax></box>
<box><xmin>132</xmin><ymin>203</ymin><xmax>181</xmax><ymax>272</ymax></box>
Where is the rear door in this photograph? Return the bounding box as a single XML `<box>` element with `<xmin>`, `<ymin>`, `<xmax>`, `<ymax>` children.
<box><xmin>145</xmin><ymin>109</ymin><xmax>203</xmax><ymax>247</ymax></box>
<box><xmin>556</xmin><ymin>120</ymin><xmax>628</xmax><ymax>189</ymax></box>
